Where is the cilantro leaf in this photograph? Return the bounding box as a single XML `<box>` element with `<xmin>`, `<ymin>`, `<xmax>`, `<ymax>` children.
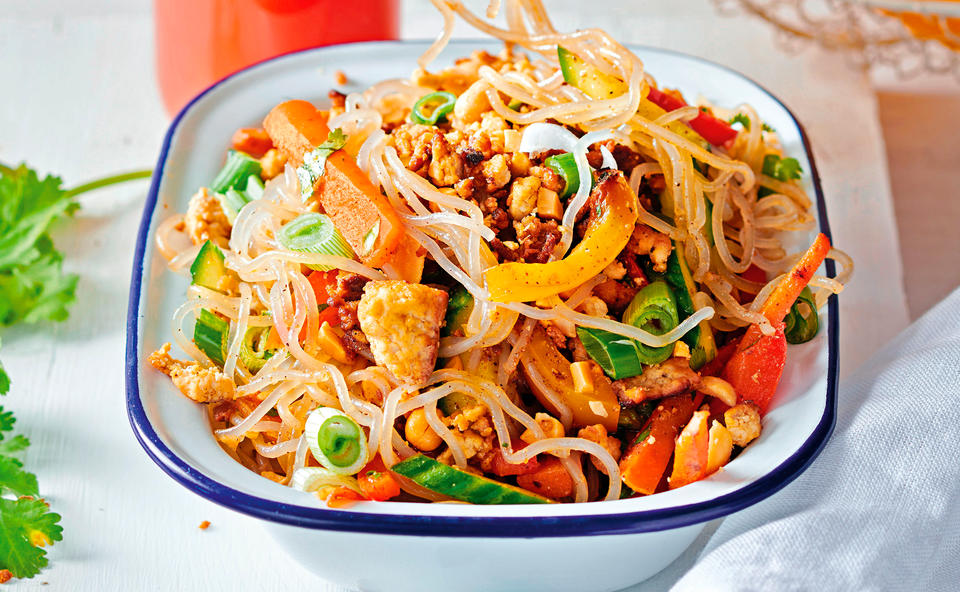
<box><xmin>0</xmin><ymin>165</ymin><xmax>79</xmax><ymax>328</ymax></box>
<box><xmin>0</xmin><ymin>497</ymin><xmax>63</xmax><ymax>579</ymax></box>
<box><xmin>762</xmin><ymin>154</ymin><xmax>803</xmax><ymax>182</ymax></box>
<box><xmin>0</xmin><ymin>456</ymin><xmax>38</xmax><ymax>497</ymax></box>
<box><xmin>729</xmin><ymin>113</ymin><xmax>774</xmax><ymax>133</ymax></box>
<box><xmin>0</xmin><ymin>435</ymin><xmax>29</xmax><ymax>457</ymax></box>
<box><xmin>296</xmin><ymin>128</ymin><xmax>349</xmax><ymax>200</ymax></box>
<box><xmin>0</xmin><ymin>359</ymin><xmax>7</xmax><ymax>396</ymax></box>
<box><xmin>0</xmin><ymin>406</ymin><xmax>13</xmax><ymax>433</ymax></box>
<box><xmin>729</xmin><ymin>113</ymin><xmax>750</xmax><ymax>129</ymax></box>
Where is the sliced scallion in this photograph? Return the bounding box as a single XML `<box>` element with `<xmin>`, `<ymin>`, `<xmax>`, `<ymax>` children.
<box><xmin>577</xmin><ymin>281</ymin><xmax>682</xmax><ymax>378</ymax></box>
<box><xmin>277</xmin><ymin>212</ymin><xmax>354</xmax><ymax>271</ymax></box>
<box><xmin>304</xmin><ymin>407</ymin><xmax>368</xmax><ymax>475</ymax></box>
<box><xmin>217</xmin><ymin>174</ymin><xmax>264</xmax><ymax>223</ymax></box>
<box><xmin>622</xmin><ymin>281</ymin><xmax>681</xmax><ymax>365</ymax></box>
<box><xmin>410</xmin><ymin>91</ymin><xmax>457</xmax><ymax>125</ymax></box>
<box><xmin>784</xmin><ymin>286</ymin><xmax>819</xmax><ymax>344</ymax></box>
<box><xmin>239</xmin><ymin>326</ymin><xmax>274</xmax><ymax>373</ymax></box>
<box><xmin>290</xmin><ymin>467</ymin><xmax>363</xmax><ymax>494</ymax></box>
<box><xmin>211</xmin><ymin>150</ymin><xmax>262</xmax><ymax>194</ymax></box>
<box><xmin>576</xmin><ymin>326</ymin><xmax>643</xmax><ymax>380</ymax></box>
<box><xmin>544</xmin><ymin>152</ymin><xmax>581</xmax><ymax>199</ymax></box>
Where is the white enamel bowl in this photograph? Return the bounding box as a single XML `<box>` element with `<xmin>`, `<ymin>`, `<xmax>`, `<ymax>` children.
<box><xmin>126</xmin><ymin>40</ymin><xmax>839</xmax><ymax>592</ymax></box>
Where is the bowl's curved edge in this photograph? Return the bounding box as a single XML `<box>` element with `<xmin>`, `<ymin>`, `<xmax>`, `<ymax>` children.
<box><xmin>125</xmin><ymin>40</ymin><xmax>839</xmax><ymax>538</ymax></box>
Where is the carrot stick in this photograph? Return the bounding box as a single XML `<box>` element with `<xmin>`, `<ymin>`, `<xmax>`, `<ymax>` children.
<box><xmin>263</xmin><ymin>100</ymin><xmax>407</xmax><ymax>268</ymax></box>
<box><xmin>230</xmin><ymin>128</ymin><xmax>273</xmax><ymax>158</ymax></box>
<box><xmin>618</xmin><ymin>395</ymin><xmax>697</xmax><ymax>495</ymax></box>
<box><xmin>760</xmin><ymin>233</ymin><xmax>831</xmax><ymax>324</ymax></box>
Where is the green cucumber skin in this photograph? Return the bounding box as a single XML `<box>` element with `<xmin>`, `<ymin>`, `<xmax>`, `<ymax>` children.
<box><xmin>437</xmin><ymin>391</ymin><xmax>473</xmax><ymax>416</ymax></box>
<box><xmin>190</xmin><ymin>240</ymin><xmax>228</xmax><ymax>291</ymax></box>
<box><xmin>391</xmin><ymin>455</ymin><xmax>551</xmax><ymax>505</ymax></box>
<box><xmin>194</xmin><ymin>309</ymin><xmax>228</xmax><ymax>366</ymax></box>
<box><xmin>442</xmin><ymin>286</ymin><xmax>474</xmax><ymax>337</ymax></box>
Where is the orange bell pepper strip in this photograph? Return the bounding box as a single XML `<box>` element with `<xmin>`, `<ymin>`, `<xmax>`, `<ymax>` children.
<box><xmin>669</xmin><ymin>408</ymin><xmax>710</xmax><ymax>489</ymax></box>
<box><xmin>483</xmin><ymin>170</ymin><xmax>638</xmax><ymax>302</ymax></box>
<box><xmin>263</xmin><ymin>100</ymin><xmax>409</xmax><ymax>269</ymax></box>
<box><xmin>618</xmin><ymin>394</ymin><xmax>698</xmax><ymax>495</ymax></box>
<box><xmin>520</xmin><ymin>325</ymin><xmax>620</xmax><ymax>431</ymax></box>
<box><xmin>723</xmin><ymin>233</ymin><xmax>832</xmax><ymax>414</ymax></box>
<box><xmin>516</xmin><ymin>457</ymin><xmax>575</xmax><ymax>500</ymax></box>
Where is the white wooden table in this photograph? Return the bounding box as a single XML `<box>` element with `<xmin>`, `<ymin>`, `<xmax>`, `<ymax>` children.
<box><xmin>0</xmin><ymin>0</ymin><xmax>909</xmax><ymax>589</ymax></box>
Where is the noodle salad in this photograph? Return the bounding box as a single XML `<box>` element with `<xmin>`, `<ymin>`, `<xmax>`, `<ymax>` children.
<box><xmin>148</xmin><ymin>0</ymin><xmax>852</xmax><ymax>506</ymax></box>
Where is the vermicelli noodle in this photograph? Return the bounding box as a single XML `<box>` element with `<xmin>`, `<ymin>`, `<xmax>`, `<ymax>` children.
<box><xmin>148</xmin><ymin>0</ymin><xmax>852</xmax><ymax>507</ymax></box>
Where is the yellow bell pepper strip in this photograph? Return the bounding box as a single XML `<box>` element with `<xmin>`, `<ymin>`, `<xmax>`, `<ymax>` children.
<box><xmin>723</xmin><ymin>233</ymin><xmax>832</xmax><ymax>414</ymax></box>
<box><xmin>484</xmin><ymin>170</ymin><xmax>638</xmax><ymax>302</ymax></box>
<box><xmin>557</xmin><ymin>46</ymin><xmax>706</xmax><ymax>146</ymax></box>
<box><xmin>520</xmin><ymin>325</ymin><xmax>620</xmax><ymax>431</ymax></box>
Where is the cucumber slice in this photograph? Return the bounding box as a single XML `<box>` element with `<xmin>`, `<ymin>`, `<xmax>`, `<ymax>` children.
<box><xmin>190</xmin><ymin>240</ymin><xmax>229</xmax><ymax>291</ymax></box>
<box><xmin>390</xmin><ymin>455</ymin><xmax>552</xmax><ymax>505</ymax></box>
<box><xmin>558</xmin><ymin>46</ymin><xmax>627</xmax><ymax>99</ymax></box>
<box><xmin>437</xmin><ymin>391</ymin><xmax>475</xmax><ymax>416</ymax></box>
<box><xmin>194</xmin><ymin>309</ymin><xmax>228</xmax><ymax>366</ymax></box>
<box><xmin>442</xmin><ymin>286</ymin><xmax>474</xmax><ymax>337</ymax></box>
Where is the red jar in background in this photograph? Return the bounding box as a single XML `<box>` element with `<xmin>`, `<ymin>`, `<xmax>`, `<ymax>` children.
<box><xmin>155</xmin><ymin>0</ymin><xmax>400</xmax><ymax>115</ymax></box>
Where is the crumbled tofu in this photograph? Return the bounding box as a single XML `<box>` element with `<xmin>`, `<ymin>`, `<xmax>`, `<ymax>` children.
<box><xmin>577</xmin><ymin>424</ymin><xmax>622</xmax><ymax>473</ymax></box>
<box><xmin>259</xmin><ymin>148</ymin><xmax>287</xmax><ymax>181</ymax></box>
<box><xmin>628</xmin><ymin>223</ymin><xmax>672</xmax><ymax>273</ymax></box>
<box><xmin>147</xmin><ymin>343</ymin><xmax>237</xmax><ymax>403</ymax></box>
<box><xmin>724</xmin><ymin>402</ymin><xmax>762</xmax><ymax>447</ymax></box>
<box><xmin>184</xmin><ymin>188</ymin><xmax>231</xmax><ymax>248</ymax></box>
<box><xmin>482</xmin><ymin>154</ymin><xmax>512</xmax><ymax>191</ymax></box>
<box><xmin>357</xmin><ymin>281</ymin><xmax>448</xmax><ymax>387</ymax></box>
<box><xmin>507</xmin><ymin>176</ymin><xmax>541</xmax><ymax>220</ymax></box>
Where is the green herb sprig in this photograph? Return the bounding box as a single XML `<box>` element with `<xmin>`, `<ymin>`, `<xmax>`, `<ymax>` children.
<box><xmin>0</xmin><ymin>162</ymin><xmax>150</xmax><ymax>580</ymax></box>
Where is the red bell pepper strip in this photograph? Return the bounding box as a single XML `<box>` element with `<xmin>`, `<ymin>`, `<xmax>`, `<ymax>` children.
<box><xmin>489</xmin><ymin>439</ymin><xmax>540</xmax><ymax>477</ymax></box>
<box><xmin>723</xmin><ymin>233</ymin><xmax>832</xmax><ymax>414</ymax></box>
<box><xmin>357</xmin><ymin>456</ymin><xmax>402</xmax><ymax>501</ymax></box>
<box><xmin>618</xmin><ymin>394</ymin><xmax>698</xmax><ymax>495</ymax></box>
<box><xmin>320</xmin><ymin>486</ymin><xmax>366</xmax><ymax>508</ymax></box>
<box><xmin>516</xmin><ymin>457</ymin><xmax>574</xmax><ymax>500</ymax></box>
<box><xmin>646</xmin><ymin>87</ymin><xmax>738</xmax><ymax>146</ymax></box>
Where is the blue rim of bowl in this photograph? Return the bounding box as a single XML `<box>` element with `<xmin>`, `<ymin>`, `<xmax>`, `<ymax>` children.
<box><xmin>126</xmin><ymin>40</ymin><xmax>839</xmax><ymax>538</ymax></box>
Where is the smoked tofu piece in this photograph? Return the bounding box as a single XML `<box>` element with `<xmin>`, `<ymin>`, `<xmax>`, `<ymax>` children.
<box><xmin>357</xmin><ymin>281</ymin><xmax>448</xmax><ymax>388</ymax></box>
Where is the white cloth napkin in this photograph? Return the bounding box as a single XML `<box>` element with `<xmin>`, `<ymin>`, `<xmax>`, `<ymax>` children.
<box><xmin>654</xmin><ymin>288</ymin><xmax>960</xmax><ymax>591</ymax></box>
